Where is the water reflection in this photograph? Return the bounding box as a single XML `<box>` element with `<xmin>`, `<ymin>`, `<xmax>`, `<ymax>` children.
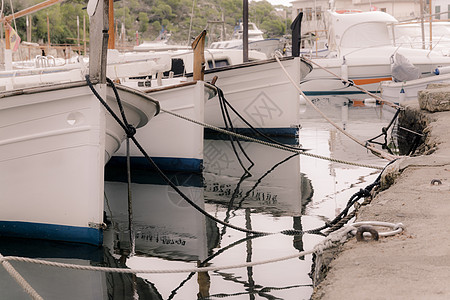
<box><xmin>0</xmin><ymin>238</ymin><xmax>161</xmax><ymax>299</ymax></box>
<box><xmin>103</xmin><ymin>135</ymin><xmax>316</xmax><ymax>299</ymax></box>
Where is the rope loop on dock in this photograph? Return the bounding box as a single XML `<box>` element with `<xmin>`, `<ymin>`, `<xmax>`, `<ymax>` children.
<box><xmin>350</xmin><ymin>221</ymin><xmax>405</xmax><ymax>238</ymax></box>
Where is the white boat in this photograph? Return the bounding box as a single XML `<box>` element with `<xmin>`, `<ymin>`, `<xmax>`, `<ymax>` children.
<box><xmin>112</xmin><ymin>32</ymin><xmax>218</xmax><ymax>173</ymax></box>
<box><xmin>113</xmin><ymin>79</ymin><xmax>217</xmax><ymax>172</ymax></box>
<box><xmin>380</xmin><ymin>71</ymin><xmax>450</xmax><ymax>103</ymax></box>
<box><xmin>199</xmin><ymin>56</ymin><xmax>312</xmax><ymax>137</ymax></box>
<box><xmin>0</xmin><ymin>0</ymin><xmax>160</xmax><ymax>245</ymax></box>
<box><xmin>0</xmin><ymin>81</ymin><xmax>159</xmax><ymax>245</ymax></box>
<box><xmin>300</xmin><ymin>10</ymin><xmax>450</xmax><ymax>96</ymax></box>
<box><xmin>209</xmin><ymin>22</ymin><xmax>285</xmax><ymax>58</ymax></box>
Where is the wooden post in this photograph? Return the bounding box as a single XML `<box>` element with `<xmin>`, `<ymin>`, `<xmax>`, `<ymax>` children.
<box><xmin>89</xmin><ymin>0</ymin><xmax>109</xmax><ymax>84</ymax></box>
<box><xmin>108</xmin><ymin>0</ymin><xmax>115</xmax><ymax>49</ymax></box>
<box><xmin>429</xmin><ymin>0</ymin><xmax>433</xmax><ymax>50</ymax></box>
<box><xmin>83</xmin><ymin>14</ymin><xmax>87</xmax><ymax>55</ymax></box>
<box><xmin>77</xmin><ymin>15</ymin><xmax>80</xmax><ymax>54</ymax></box>
<box><xmin>192</xmin><ymin>30</ymin><xmax>206</xmax><ymax>81</ymax></box>
<box><xmin>47</xmin><ymin>13</ymin><xmax>50</xmax><ymax>54</ymax></box>
<box><xmin>420</xmin><ymin>0</ymin><xmax>425</xmax><ymax>49</ymax></box>
<box><xmin>1</xmin><ymin>0</ymin><xmax>62</xmax><ymax>23</ymax></box>
<box><xmin>5</xmin><ymin>23</ymin><xmax>10</xmax><ymax>50</ymax></box>
<box><xmin>26</xmin><ymin>15</ymin><xmax>31</xmax><ymax>42</ymax></box>
<box><xmin>4</xmin><ymin>22</ymin><xmax>12</xmax><ymax>70</ymax></box>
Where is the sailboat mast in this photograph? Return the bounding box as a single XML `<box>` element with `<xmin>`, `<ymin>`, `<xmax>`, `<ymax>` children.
<box><xmin>243</xmin><ymin>0</ymin><xmax>248</xmax><ymax>62</ymax></box>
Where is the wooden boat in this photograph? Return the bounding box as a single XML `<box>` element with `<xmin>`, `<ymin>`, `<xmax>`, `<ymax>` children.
<box><xmin>200</xmin><ymin>55</ymin><xmax>312</xmax><ymax>137</ymax></box>
<box><xmin>0</xmin><ymin>0</ymin><xmax>160</xmax><ymax>245</ymax></box>
<box><xmin>113</xmin><ymin>31</ymin><xmax>218</xmax><ymax>173</ymax></box>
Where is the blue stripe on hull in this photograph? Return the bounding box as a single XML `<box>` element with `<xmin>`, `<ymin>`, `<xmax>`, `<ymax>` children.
<box><xmin>204</xmin><ymin>127</ymin><xmax>299</xmax><ymax>138</ymax></box>
<box><xmin>108</xmin><ymin>156</ymin><xmax>203</xmax><ymax>173</ymax></box>
<box><xmin>0</xmin><ymin>221</ymin><xmax>102</xmax><ymax>246</ymax></box>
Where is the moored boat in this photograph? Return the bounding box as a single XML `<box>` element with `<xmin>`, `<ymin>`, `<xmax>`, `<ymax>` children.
<box><xmin>300</xmin><ymin>10</ymin><xmax>450</xmax><ymax>96</ymax></box>
<box><xmin>201</xmin><ymin>55</ymin><xmax>312</xmax><ymax>137</ymax></box>
<box><xmin>0</xmin><ymin>0</ymin><xmax>160</xmax><ymax>245</ymax></box>
<box><xmin>380</xmin><ymin>71</ymin><xmax>450</xmax><ymax>103</ymax></box>
<box><xmin>0</xmin><ymin>81</ymin><xmax>159</xmax><ymax>245</ymax></box>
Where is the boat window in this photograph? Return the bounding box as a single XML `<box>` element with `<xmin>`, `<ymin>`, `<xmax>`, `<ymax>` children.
<box><xmin>207</xmin><ymin>59</ymin><xmax>230</xmax><ymax>68</ymax></box>
<box><xmin>341</xmin><ymin>22</ymin><xmax>392</xmax><ymax>48</ymax></box>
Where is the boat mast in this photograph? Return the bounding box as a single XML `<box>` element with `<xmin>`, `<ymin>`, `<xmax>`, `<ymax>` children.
<box><xmin>243</xmin><ymin>0</ymin><xmax>249</xmax><ymax>62</ymax></box>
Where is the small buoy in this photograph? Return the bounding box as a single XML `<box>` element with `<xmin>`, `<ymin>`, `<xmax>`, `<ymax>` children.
<box><xmin>364</xmin><ymin>98</ymin><xmax>376</xmax><ymax>103</ymax></box>
<box><xmin>399</xmin><ymin>87</ymin><xmax>406</xmax><ymax>103</ymax></box>
<box><xmin>434</xmin><ymin>66</ymin><xmax>450</xmax><ymax>75</ymax></box>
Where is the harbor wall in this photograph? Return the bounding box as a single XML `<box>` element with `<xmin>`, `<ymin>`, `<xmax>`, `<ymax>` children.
<box><xmin>310</xmin><ymin>88</ymin><xmax>450</xmax><ymax>299</ymax></box>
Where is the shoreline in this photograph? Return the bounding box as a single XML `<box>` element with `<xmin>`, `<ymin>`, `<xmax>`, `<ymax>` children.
<box><xmin>310</xmin><ymin>100</ymin><xmax>450</xmax><ymax>299</ymax></box>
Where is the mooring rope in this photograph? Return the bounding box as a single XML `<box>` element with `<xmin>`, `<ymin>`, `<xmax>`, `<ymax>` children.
<box><xmin>275</xmin><ymin>56</ymin><xmax>400</xmax><ymax>162</ymax></box>
<box><xmin>0</xmin><ymin>253</ymin><xmax>43</xmax><ymax>300</ymax></box>
<box><xmin>84</xmin><ymin>76</ymin><xmax>386</xmax><ymax>238</ymax></box>
<box><xmin>160</xmin><ymin>106</ymin><xmax>385</xmax><ymax>170</ymax></box>
<box><xmin>0</xmin><ymin>223</ymin><xmax>403</xmax><ymax>275</ymax></box>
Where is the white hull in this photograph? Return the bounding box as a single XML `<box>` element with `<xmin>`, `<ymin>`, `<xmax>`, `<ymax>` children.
<box><xmin>114</xmin><ymin>80</ymin><xmax>216</xmax><ymax>172</ymax></box>
<box><xmin>380</xmin><ymin>73</ymin><xmax>450</xmax><ymax>103</ymax></box>
<box><xmin>301</xmin><ymin>10</ymin><xmax>450</xmax><ymax>96</ymax></box>
<box><xmin>202</xmin><ymin>56</ymin><xmax>310</xmax><ymax>137</ymax></box>
<box><xmin>301</xmin><ymin>46</ymin><xmax>450</xmax><ymax>95</ymax></box>
<box><xmin>0</xmin><ymin>82</ymin><xmax>159</xmax><ymax>245</ymax></box>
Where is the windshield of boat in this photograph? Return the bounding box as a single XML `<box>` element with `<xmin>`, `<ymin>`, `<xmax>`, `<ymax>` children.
<box><xmin>341</xmin><ymin>22</ymin><xmax>392</xmax><ymax>48</ymax></box>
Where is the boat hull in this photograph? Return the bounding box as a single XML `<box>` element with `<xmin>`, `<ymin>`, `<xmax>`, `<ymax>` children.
<box><xmin>0</xmin><ymin>82</ymin><xmax>159</xmax><ymax>245</ymax></box>
<box><xmin>203</xmin><ymin>57</ymin><xmax>309</xmax><ymax>137</ymax></box>
<box><xmin>113</xmin><ymin>80</ymin><xmax>215</xmax><ymax>173</ymax></box>
<box><xmin>380</xmin><ymin>73</ymin><xmax>450</xmax><ymax>103</ymax></box>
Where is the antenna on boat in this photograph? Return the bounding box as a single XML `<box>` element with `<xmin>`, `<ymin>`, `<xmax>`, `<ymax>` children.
<box><xmin>291</xmin><ymin>12</ymin><xmax>303</xmax><ymax>57</ymax></box>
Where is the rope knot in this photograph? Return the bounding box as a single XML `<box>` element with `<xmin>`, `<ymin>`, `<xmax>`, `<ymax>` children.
<box><xmin>126</xmin><ymin>124</ymin><xmax>136</xmax><ymax>138</ymax></box>
<box><xmin>358</xmin><ymin>188</ymin><xmax>371</xmax><ymax>198</ymax></box>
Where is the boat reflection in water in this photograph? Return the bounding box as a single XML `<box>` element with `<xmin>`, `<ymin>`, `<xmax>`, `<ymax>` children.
<box><xmin>0</xmin><ymin>237</ymin><xmax>162</xmax><ymax>299</ymax></box>
<box><xmin>103</xmin><ymin>162</ymin><xmax>218</xmax><ymax>262</ymax></box>
<box><xmin>104</xmin><ymin>135</ymin><xmax>316</xmax><ymax>299</ymax></box>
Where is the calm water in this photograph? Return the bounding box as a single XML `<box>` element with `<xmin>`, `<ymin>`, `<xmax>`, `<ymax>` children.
<box><xmin>0</xmin><ymin>94</ymin><xmax>397</xmax><ymax>299</ymax></box>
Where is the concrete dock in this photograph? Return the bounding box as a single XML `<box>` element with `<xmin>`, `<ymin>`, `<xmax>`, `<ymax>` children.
<box><xmin>310</xmin><ymin>89</ymin><xmax>450</xmax><ymax>299</ymax></box>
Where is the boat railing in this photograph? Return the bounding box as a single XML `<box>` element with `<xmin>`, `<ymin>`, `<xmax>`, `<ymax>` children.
<box><xmin>35</xmin><ymin>55</ymin><xmax>57</xmax><ymax>68</ymax></box>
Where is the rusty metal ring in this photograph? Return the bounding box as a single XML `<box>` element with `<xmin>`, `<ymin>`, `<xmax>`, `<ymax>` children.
<box><xmin>355</xmin><ymin>225</ymin><xmax>379</xmax><ymax>242</ymax></box>
<box><xmin>430</xmin><ymin>179</ymin><xmax>442</xmax><ymax>186</ymax></box>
